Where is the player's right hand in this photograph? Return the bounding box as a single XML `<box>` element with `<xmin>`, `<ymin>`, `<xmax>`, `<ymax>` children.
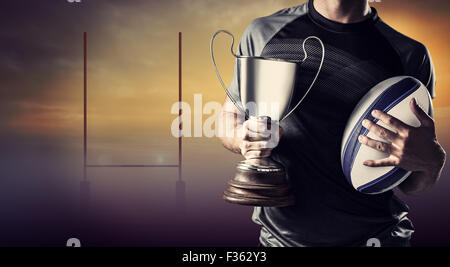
<box><xmin>239</xmin><ymin>116</ymin><xmax>282</xmax><ymax>160</ymax></box>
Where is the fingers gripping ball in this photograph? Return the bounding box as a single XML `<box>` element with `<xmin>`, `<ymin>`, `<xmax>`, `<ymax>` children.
<box><xmin>341</xmin><ymin>76</ymin><xmax>433</xmax><ymax>194</ymax></box>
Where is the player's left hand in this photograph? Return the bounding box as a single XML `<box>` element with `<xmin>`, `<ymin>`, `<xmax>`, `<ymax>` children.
<box><xmin>358</xmin><ymin>98</ymin><xmax>446</xmax><ymax>175</ymax></box>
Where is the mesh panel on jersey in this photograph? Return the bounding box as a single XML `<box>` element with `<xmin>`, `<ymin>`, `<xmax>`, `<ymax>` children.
<box><xmin>262</xmin><ymin>38</ymin><xmax>389</xmax><ymax>117</ymax></box>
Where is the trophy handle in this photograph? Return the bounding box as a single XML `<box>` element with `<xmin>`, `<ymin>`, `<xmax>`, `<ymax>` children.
<box><xmin>281</xmin><ymin>36</ymin><xmax>325</xmax><ymax>121</ymax></box>
<box><xmin>210</xmin><ymin>30</ymin><xmax>246</xmax><ymax>114</ymax></box>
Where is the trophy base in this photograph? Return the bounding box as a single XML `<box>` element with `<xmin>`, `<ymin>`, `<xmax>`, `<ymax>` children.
<box><xmin>223</xmin><ymin>158</ymin><xmax>295</xmax><ymax>207</ymax></box>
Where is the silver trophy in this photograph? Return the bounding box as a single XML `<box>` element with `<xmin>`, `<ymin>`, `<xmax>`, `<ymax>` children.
<box><xmin>211</xmin><ymin>30</ymin><xmax>324</xmax><ymax>207</ymax></box>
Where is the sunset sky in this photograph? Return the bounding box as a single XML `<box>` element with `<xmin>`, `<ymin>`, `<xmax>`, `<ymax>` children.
<box><xmin>1</xmin><ymin>0</ymin><xmax>449</xmax><ymax>141</ymax></box>
<box><xmin>0</xmin><ymin>0</ymin><xmax>449</xmax><ymax>246</ymax></box>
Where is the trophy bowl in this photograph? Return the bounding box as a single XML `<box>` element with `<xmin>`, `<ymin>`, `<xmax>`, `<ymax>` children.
<box><xmin>211</xmin><ymin>30</ymin><xmax>324</xmax><ymax>207</ymax></box>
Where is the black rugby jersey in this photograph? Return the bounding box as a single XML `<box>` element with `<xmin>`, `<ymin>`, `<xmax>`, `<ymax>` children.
<box><xmin>227</xmin><ymin>0</ymin><xmax>435</xmax><ymax>246</ymax></box>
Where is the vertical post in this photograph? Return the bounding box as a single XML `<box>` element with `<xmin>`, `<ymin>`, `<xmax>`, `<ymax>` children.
<box><xmin>176</xmin><ymin>32</ymin><xmax>186</xmax><ymax>212</ymax></box>
<box><xmin>83</xmin><ymin>32</ymin><xmax>87</xmax><ymax>181</ymax></box>
<box><xmin>80</xmin><ymin>32</ymin><xmax>90</xmax><ymax>215</ymax></box>
<box><xmin>178</xmin><ymin>32</ymin><xmax>182</xmax><ymax>182</ymax></box>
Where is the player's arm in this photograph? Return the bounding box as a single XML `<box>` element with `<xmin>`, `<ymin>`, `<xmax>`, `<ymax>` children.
<box><xmin>218</xmin><ymin>97</ymin><xmax>244</xmax><ymax>154</ymax></box>
<box><xmin>358</xmin><ymin>98</ymin><xmax>446</xmax><ymax>195</ymax></box>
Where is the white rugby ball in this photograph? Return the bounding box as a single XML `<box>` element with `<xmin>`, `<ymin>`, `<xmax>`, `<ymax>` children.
<box><xmin>341</xmin><ymin>76</ymin><xmax>433</xmax><ymax>194</ymax></box>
